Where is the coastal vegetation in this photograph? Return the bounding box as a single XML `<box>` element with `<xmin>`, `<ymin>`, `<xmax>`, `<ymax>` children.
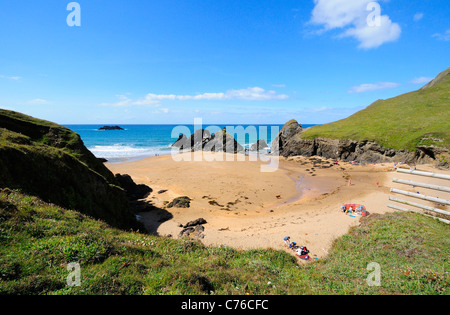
<box><xmin>0</xmin><ymin>109</ymin><xmax>140</xmax><ymax>230</ymax></box>
<box><xmin>1</xmin><ymin>66</ymin><xmax>449</xmax><ymax>295</ymax></box>
<box><xmin>0</xmin><ymin>189</ymin><xmax>448</xmax><ymax>295</ymax></box>
<box><xmin>301</xmin><ymin>68</ymin><xmax>450</xmax><ymax>152</ymax></box>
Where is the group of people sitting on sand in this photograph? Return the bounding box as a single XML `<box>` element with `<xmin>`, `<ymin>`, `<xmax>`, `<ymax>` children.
<box><xmin>283</xmin><ymin>236</ymin><xmax>311</xmax><ymax>260</ymax></box>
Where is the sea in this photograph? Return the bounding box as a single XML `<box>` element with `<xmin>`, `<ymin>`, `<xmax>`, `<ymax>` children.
<box><xmin>66</xmin><ymin>124</ymin><xmax>317</xmax><ymax>163</ymax></box>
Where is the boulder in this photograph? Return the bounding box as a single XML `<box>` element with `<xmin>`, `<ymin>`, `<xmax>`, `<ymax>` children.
<box><xmin>271</xmin><ymin>120</ymin><xmax>303</xmax><ymax>154</ymax></box>
<box><xmin>250</xmin><ymin>139</ymin><xmax>268</xmax><ymax>151</ymax></box>
<box><xmin>172</xmin><ymin>134</ymin><xmax>189</xmax><ymax>150</ymax></box>
<box><xmin>115</xmin><ymin>174</ymin><xmax>152</xmax><ymax>200</ymax></box>
<box><xmin>179</xmin><ymin>218</ymin><xmax>207</xmax><ymax>238</ymax></box>
<box><xmin>204</xmin><ymin>128</ymin><xmax>244</xmax><ymax>154</ymax></box>
<box><xmin>190</xmin><ymin>129</ymin><xmax>213</xmax><ymax>151</ymax></box>
<box><xmin>184</xmin><ymin>218</ymin><xmax>207</xmax><ymax>228</ymax></box>
<box><xmin>167</xmin><ymin>196</ymin><xmax>191</xmax><ymax>208</ymax></box>
<box><xmin>171</xmin><ymin>128</ymin><xmax>245</xmax><ymax>154</ymax></box>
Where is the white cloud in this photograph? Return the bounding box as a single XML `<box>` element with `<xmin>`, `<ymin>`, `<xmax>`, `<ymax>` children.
<box><xmin>141</xmin><ymin>87</ymin><xmax>289</xmax><ymax>102</ymax></box>
<box><xmin>27</xmin><ymin>98</ymin><xmax>51</xmax><ymax>105</ymax></box>
<box><xmin>413</xmin><ymin>13</ymin><xmax>424</xmax><ymax>22</ymax></box>
<box><xmin>100</xmin><ymin>95</ymin><xmax>135</xmax><ymax>107</ymax></box>
<box><xmin>432</xmin><ymin>30</ymin><xmax>450</xmax><ymax>41</ymax></box>
<box><xmin>0</xmin><ymin>75</ymin><xmax>21</xmax><ymax>81</ymax></box>
<box><xmin>410</xmin><ymin>77</ymin><xmax>433</xmax><ymax>85</ymax></box>
<box><xmin>151</xmin><ymin>108</ymin><xmax>170</xmax><ymax>114</ymax></box>
<box><xmin>101</xmin><ymin>87</ymin><xmax>289</xmax><ymax>107</ymax></box>
<box><xmin>310</xmin><ymin>0</ymin><xmax>401</xmax><ymax>49</ymax></box>
<box><xmin>348</xmin><ymin>82</ymin><xmax>400</xmax><ymax>93</ymax></box>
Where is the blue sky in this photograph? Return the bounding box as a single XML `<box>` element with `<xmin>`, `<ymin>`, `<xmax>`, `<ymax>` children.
<box><xmin>0</xmin><ymin>0</ymin><xmax>448</xmax><ymax>125</ymax></box>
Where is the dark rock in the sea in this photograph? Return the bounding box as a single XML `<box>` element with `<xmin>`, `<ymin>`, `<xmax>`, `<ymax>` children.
<box><xmin>250</xmin><ymin>139</ymin><xmax>268</xmax><ymax>151</ymax></box>
<box><xmin>98</xmin><ymin>126</ymin><xmax>125</xmax><ymax>131</ymax></box>
<box><xmin>115</xmin><ymin>174</ymin><xmax>152</xmax><ymax>200</ymax></box>
<box><xmin>167</xmin><ymin>196</ymin><xmax>191</xmax><ymax>208</ymax></box>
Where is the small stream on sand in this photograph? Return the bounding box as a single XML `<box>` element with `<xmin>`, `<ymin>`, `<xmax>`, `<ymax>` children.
<box><xmin>263</xmin><ymin>171</ymin><xmax>337</xmax><ymax>211</ymax></box>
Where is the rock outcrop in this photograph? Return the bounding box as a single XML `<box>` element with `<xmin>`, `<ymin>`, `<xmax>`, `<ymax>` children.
<box><xmin>179</xmin><ymin>218</ymin><xmax>207</xmax><ymax>239</ymax></box>
<box><xmin>272</xmin><ymin>119</ymin><xmax>447</xmax><ymax>165</ymax></box>
<box><xmin>98</xmin><ymin>126</ymin><xmax>125</xmax><ymax>131</ymax></box>
<box><xmin>167</xmin><ymin>196</ymin><xmax>192</xmax><ymax>208</ymax></box>
<box><xmin>115</xmin><ymin>174</ymin><xmax>152</xmax><ymax>200</ymax></box>
<box><xmin>203</xmin><ymin>128</ymin><xmax>244</xmax><ymax>153</ymax></box>
<box><xmin>250</xmin><ymin>139</ymin><xmax>268</xmax><ymax>151</ymax></box>
<box><xmin>172</xmin><ymin>128</ymin><xmax>244</xmax><ymax>154</ymax></box>
<box><xmin>271</xmin><ymin>119</ymin><xmax>303</xmax><ymax>154</ymax></box>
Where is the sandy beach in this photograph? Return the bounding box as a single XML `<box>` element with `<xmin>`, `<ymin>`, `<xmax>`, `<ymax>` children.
<box><xmin>107</xmin><ymin>152</ymin><xmax>450</xmax><ymax>260</ymax></box>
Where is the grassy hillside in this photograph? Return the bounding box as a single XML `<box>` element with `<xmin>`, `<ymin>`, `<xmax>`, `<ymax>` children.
<box><xmin>301</xmin><ymin>68</ymin><xmax>450</xmax><ymax>151</ymax></box>
<box><xmin>0</xmin><ymin>109</ymin><xmax>114</xmax><ymax>181</ymax></box>
<box><xmin>0</xmin><ymin>110</ymin><xmax>140</xmax><ymax>230</ymax></box>
<box><xmin>1</xmin><ymin>190</ymin><xmax>448</xmax><ymax>295</ymax></box>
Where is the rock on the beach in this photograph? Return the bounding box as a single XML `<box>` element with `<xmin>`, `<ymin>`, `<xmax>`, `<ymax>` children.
<box><xmin>184</xmin><ymin>218</ymin><xmax>207</xmax><ymax>228</ymax></box>
<box><xmin>171</xmin><ymin>128</ymin><xmax>244</xmax><ymax>154</ymax></box>
<box><xmin>115</xmin><ymin>174</ymin><xmax>152</xmax><ymax>200</ymax></box>
<box><xmin>250</xmin><ymin>139</ymin><xmax>268</xmax><ymax>151</ymax></box>
<box><xmin>179</xmin><ymin>218</ymin><xmax>207</xmax><ymax>238</ymax></box>
<box><xmin>167</xmin><ymin>196</ymin><xmax>192</xmax><ymax>208</ymax></box>
<box><xmin>204</xmin><ymin>128</ymin><xmax>244</xmax><ymax>154</ymax></box>
<box><xmin>271</xmin><ymin>119</ymin><xmax>303</xmax><ymax>154</ymax></box>
<box><xmin>172</xmin><ymin>134</ymin><xmax>189</xmax><ymax>149</ymax></box>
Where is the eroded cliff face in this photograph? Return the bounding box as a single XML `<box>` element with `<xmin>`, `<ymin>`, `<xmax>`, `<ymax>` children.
<box><xmin>272</xmin><ymin>119</ymin><xmax>448</xmax><ymax>166</ymax></box>
<box><xmin>0</xmin><ymin>110</ymin><xmax>141</xmax><ymax>230</ymax></box>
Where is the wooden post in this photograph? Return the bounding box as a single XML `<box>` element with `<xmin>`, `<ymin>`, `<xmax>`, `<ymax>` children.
<box><xmin>397</xmin><ymin>168</ymin><xmax>450</xmax><ymax>180</ymax></box>
<box><xmin>392</xmin><ymin>178</ymin><xmax>450</xmax><ymax>193</ymax></box>
<box><xmin>390</xmin><ymin>188</ymin><xmax>450</xmax><ymax>205</ymax></box>
<box><xmin>389</xmin><ymin>196</ymin><xmax>450</xmax><ymax>216</ymax></box>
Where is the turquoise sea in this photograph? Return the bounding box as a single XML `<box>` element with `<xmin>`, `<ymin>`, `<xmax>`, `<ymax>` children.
<box><xmin>66</xmin><ymin>124</ymin><xmax>317</xmax><ymax>163</ymax></box>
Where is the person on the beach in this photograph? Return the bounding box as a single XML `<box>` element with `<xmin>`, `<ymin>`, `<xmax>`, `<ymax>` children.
<box><xmin>283</xmin><ymin>236</ymin><xmax>291</xmax><ymax>247</ymax></box>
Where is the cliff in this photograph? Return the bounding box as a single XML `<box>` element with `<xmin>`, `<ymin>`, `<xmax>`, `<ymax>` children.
<box><xmin>0</xmin><ymin>109</ymin><xmax>141</xmax><ymax>230</ymax></box>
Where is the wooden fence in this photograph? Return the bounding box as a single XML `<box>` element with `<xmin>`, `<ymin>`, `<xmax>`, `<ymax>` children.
<box><xmin>388</xmin><ymin>168</ymin><xmax>450</xmax><ymax>224</ymax></box>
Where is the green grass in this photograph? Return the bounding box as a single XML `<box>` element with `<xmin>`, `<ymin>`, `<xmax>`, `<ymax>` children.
<box><xmin>301</xmin><ymin>71</ymin><xmax>450</xmax><ymax>151</ymax></box>
<box><xmin>0</xmin><ymin>112</ymin><xmax>139</xmax><ymax>230</ymax></box>
<box><xmin>1</xmin><ymin>190</ymin><xmax>448</xmax><ymax>295</ymax></box>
